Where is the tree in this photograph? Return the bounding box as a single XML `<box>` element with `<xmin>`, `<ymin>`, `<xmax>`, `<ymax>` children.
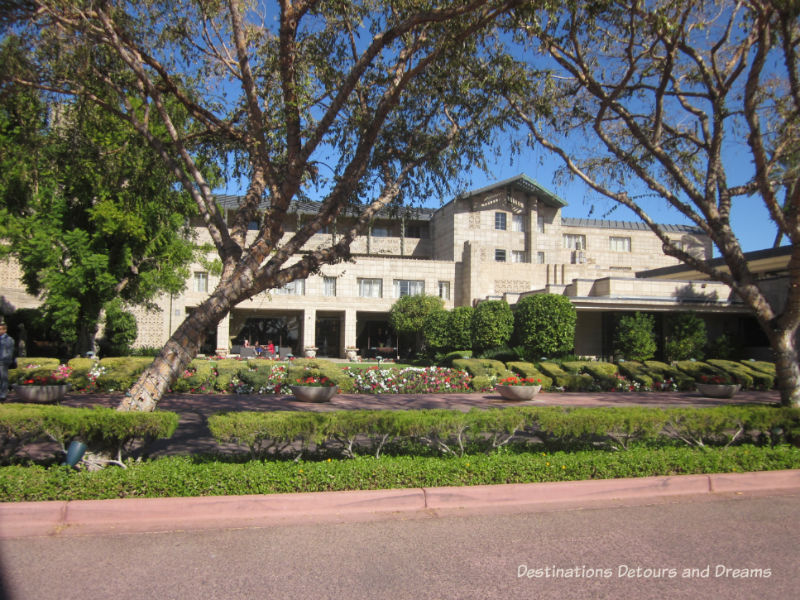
<box><xmin>3</xmin><ymin>0</ymin><xmax>526</xmax><ymax>410</ymax></box>
<box><xmin>390</xmin><ymin>294</ymin><xmax>445</xmax><ymax>355</ymax></box>
<box><xmin>422</xmin><ymin>308</ymin><xmax>453</xmax><ymax>356</ymax></box>
<box><xmin>471</xmin><ymin>300</ymin><xmax>514</xmax><ymax>352</ymax></box>
<box><xmin>614</xmin><ymin>312</ymin><xmax>657</xmax><ymax>362</ymax></box>
<box><xmin>448</xmin><ymin>306</ymin><xmax>474</xmax><ymax>350</ymax></box>
<box><xmin>508</xmin><ymin>0</ymin><xmax>800</xmax><ymax>405</ymax></box>
<box><xmin>664</xmin><ymin>312</ymin><xmax>706</xmax><ymax>362</ymax></box>
<box><xmin>513</xmin><ymin>293</ymin><xmax>576</xmax><ymax>359</ymax></box>
<box><xmin>0</xmin><ymin>88</ymin><xmax>199</xmax><ymax>356</ymax></box>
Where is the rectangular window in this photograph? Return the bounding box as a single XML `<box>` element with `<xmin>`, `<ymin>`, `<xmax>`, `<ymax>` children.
<box><xmin>371</xmin><ymin>225</ymin><xmax>389</xmax><ymax>237</ymax></box>
<box><xmin>405</xmin><ymin>224</ymin><xmax>424</xmax><ymax>238</ymax></box>
<box><xmin>323</xmin><ymin>276</ymin><xmax>337</xmax><ymax>297</ymax></box>
<box><xmin>536</xmin><ymin>252</ymin><xmax>545</xmax><ymax>264</ymax></box>
<box><xmin>512</xmin><ymin>214</ymin><xmax>524</xmax><ymax>232</ymax></box>
<box><xmin>495</xmin><ymin>249</ymin><xmax>507</xmax><ymax>262</ymax></box>
<box><xmin>537</xmin><ymin>215</ymin><xmax>545</xmax><ymax>233</ymax></box>
<box><xmin>563</xmin><ymin>234</ymin><xmax>586</xmax><ymax>250</ymax></box>
<box><xmin>358</xmin><ymin>278</ymin><xmax>382</xmax><ymax>298</ymax></box>
<box><xmin>193</xmin><ymin>271</ymin><xmax>208</xmax><ymax>293</ymax></box>
<box><xmin>511</xmin><ymin>250</ymin><xmax>526</xmax><ymax>263</ymax></box>
<box><xmin>273</xmin><ymin>279</ymin><xmax>305</xmax><ymax>295</ymax></box>
<box><xmin>438</xmin><ymin>281</ymin><xmax>450</xmax><ymax>300</ymax></box>
<box><xmin>394</xmin><ymin>279</ymin><xmax>425</xmax><ymax>298</ymax></box>
<box><xmin>609</xmin><ymin>236</ymin><xmax>631</xmax><ymax>252</ymax></box>
<box><xmin>495</xmin><ymin>212</ymin><xmax>507</xmax><ymax>230</ymax></box>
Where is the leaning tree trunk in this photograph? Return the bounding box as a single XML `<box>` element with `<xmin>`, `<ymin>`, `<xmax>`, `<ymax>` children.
<box><xmin>772</xmin><ymin>330</ymin><xmax>800</xmax><ymax>408</ymax></box>
<box><xmin>118</xmin><ymin>291</ymin><xmax>234</xmax><ymax>412</ymax></box>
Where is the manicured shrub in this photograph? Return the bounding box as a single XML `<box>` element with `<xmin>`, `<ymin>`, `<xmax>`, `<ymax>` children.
<box><xmin>643</xmin><ymin>360</ymin><xmax>695</xmax><ymax>389</ymax></box>
<box><xmin>95</xmin><ymin>357</ymin><xmax>153</xmax><ymax>392</ymax></box>
<box><xmin>506</xmin><ymin>361</ymin><xmax>553</xmax><ymax>389</ymax></box>
<box><xmin>471</xmin><ymin>300</ymin><xmax>513</xmax><ymax>353</ymax></box>
<box><xmin>537</xmin><ymin>362</ymin><xmax>593</xmax><ymax>390</ymax></box>
<box><xmin>389</xmin><ymin>295</ymin><xmax>445</xmax><ymax>354</ymax></box>
<box><xmin>706</xmin><ymin>359</ymin><xmax>774</xmax><ymax>389</ymax></box>
<box><xmin>672</xmin><ymin>360</ymin><xmax>726</xmax><ymax>381</ymax></box>
<box><xmin>442</xmin><ymin>350</ymin><xmax>472</xmax><ymax>367</ymax></box>
<box><xmin>287</xmin><ymin>359</ymin><xmax>354</xmax><ymax>393</ymax></box>
<box><xmin>0</xmin><ymin>403</ymin><xmax>178</xmax><ymax>465</ymax></box>
<box><xmin>513</xmin><ymin>294</ymin><xmax>576</xmax><ymax>359</ymax></box>
<box><xmin>422</xmin><ymin>309</ymin><xmax>452</xmax><ymax>355</ymax></box>
<box><xmin>447</xmin><ymin>306</ymin><xmax>474</xmax><ymax>351</ymax></box>
<box><xmin>9</xmin><ymin>358</ymin><xmax>61</xmax><ymax>384</ymax></box>
<box><xmin>613</xmin><ymin>312</ymin><xmax>657</xmax><ymax>361</ymax></box>
<box><xmin>343</xmin><ymin>366</ymin><xmax>471</xmax><ymax>394</ymax></box>
<box><xmin>616</xmin><ymin>361</ymin><xmax>655</xmax><ymax>389</ymax></box>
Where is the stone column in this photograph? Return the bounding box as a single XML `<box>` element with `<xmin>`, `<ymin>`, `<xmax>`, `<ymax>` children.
<box><xmin>302</xmin><ymin>308</ymin><xmax>316</xmax><ymax>352</ymax></box>
<box><xmin>344</xmin><ymin>308</ymin><xmax>357</xmax><ymax>349</ymax></box>
<box><xmin>215</xmin><ymin>314</ymin><xmax>230</xmax><ymax>356</ymax></box>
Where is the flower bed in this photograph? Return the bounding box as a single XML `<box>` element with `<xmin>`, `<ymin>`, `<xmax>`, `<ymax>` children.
<box><xmin>342</xmin><ymin>366</ymin><xmax>471</xmax><ymax>394</ymax></box>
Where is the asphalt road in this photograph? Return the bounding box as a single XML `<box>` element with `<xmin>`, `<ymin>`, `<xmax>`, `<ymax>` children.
<box><xmin>1</xmin><ymin>491</ymin><xmax>798</xmax><ymax>600</ymax></box>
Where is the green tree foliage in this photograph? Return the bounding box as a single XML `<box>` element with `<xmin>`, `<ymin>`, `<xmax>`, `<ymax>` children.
<box><xmin>614</xmin><ymin>313</ymin><xmax>657</xmax><ymax>362</ymax></box>
<box><xmin>99</xmin><ymin>299</ymin><xmax>138</xmax><ymax>357</ymax></box>
<box><xmin>390</xmin><ymin>295</ymin><xmax>445</xmax><ymax>354</ymax></box>
<box><xmin>2</xmin><ymin>0</ymin><xmax>528</xmax><ymax>409</ymax></box>
<box><xmin>448</xmin><ymin>306</ymin><xmax>474</xmax><ymax>351</ymax></box>
<box><xmin>513</xmin><ymin>294</ymin><xmax>576</xmax><ymax>359</ymax></box>
<box><xmin>0</xmin><ymin>89</ymin><xmax>200</xmax><ymax>355</ymax></box>
<box><xmin>471</xmin><ymin>300</ymin><xmax>513</xmax><ymax>352</ymax></box>
<box><xmin>508</xmin><ymin>0</ymin><xmax>800</xmax><ymax>405</ymax></box>
<box><xmin>664</xmin><ymin>312</ymin><xmax>707</xmax><ymax>362</ymax></box>
<box><xmin>422</xmin><ymin>309</ymin><xmax>452</xmax><ymax>356</ymax></box>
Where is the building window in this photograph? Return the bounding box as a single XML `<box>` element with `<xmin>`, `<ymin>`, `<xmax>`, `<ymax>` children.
<box><xmin>536</xmin><ymin>252</ymin><xmax>545</xmax><ymax>264</ymax></box>
<box><xmin>609</xmin><ymin>236</ymin><xmax>631</xmax><ymax>252</ymax></box>
<box><xmin>323</xmin><ymin>276</ymin><xmax>337</xmax><ymax>297</ymax></box>
<box><xmin>273</xmin><ymin>279</ymin><xmax>305</xmax><ymax>295</ymax></box>
<box><xmin>358</xmin><ymin>278</ymin><xmax>382</xmax><ymax>298</ymax></box>
<box><xmin>563</xmin><ymin>234</ymin><xmax>586</xmax><ymax>250</ymax></box>
<box><xmin>371</xmin><ymin>225</ymin><xmax>389</xmax><ymax>237</ymax></box>
<box><xmin>495</xmin><ymin>212</ymin><xmax>507</xmax><ymax>230</ymax></box>
<box><xmin>405</xmin><ymin>224</ymin><xmax>426</xmax><ymax>238</ymax></box>
<box><xmin>394</xmin><ymin>279</ymin><xmax>425</xmax><ymax>297</ymax></box>
<box><xmin>511</xmin><ymin>250</ymin><xmax>526</xmax><ymax>263</ymax></box>
<box><xmin>610</xmin><ymin>266</ymin><xmax>632</xmax><ymax>272</ymax></box>
<box><xmin>495</xmin><ymin>249</ymin><xmax>507</xmax><ymax>262</ymax></box>
<box><xmin>512</xmin><ymin>214</ymin><xmax>524</xmax><ymax>232</ymax></box>
<box><xmin>193</xmin><ymin>271</ymin><xmax>208</xmax><ymax>293</ymax></box>
<box><xmin>438</xmin><ymin>281</ymin><xmax>450</xmax><ymax>300</ymax></box>
<box><xmin>537</xmin><ymin>215</ymin><xmax>545</xmax><ymax>233</ymax></box>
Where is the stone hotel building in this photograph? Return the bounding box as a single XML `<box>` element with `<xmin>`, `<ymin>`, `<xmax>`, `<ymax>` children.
<box><xmin>3</xmin><ymin>174</ymin><xmax>770</xmax><ymax>359</ymax></box>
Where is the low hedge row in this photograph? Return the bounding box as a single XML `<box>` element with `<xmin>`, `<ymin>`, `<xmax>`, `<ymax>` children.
<box><xmin>3</xmin><ymin>445</ymin><xmax>798</xmax><ymax>501</ymax></box>
<box><xmin>0</xmin><ymin>404</ymin><xmax>179</xmax><ymax>466</ymax></box>
<box><xmin>208</xmin><ymin>405</ymin><xmax>800</xmax><ymax>458</ymax></box>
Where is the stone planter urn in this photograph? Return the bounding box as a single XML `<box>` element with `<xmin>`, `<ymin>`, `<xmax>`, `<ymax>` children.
<box><xmin>696</xmin><ymin>383</ymin><xmax>741</xmax><ymax>399</ymax></box>
<box><xmin>14</xmin><ymin>384</ymin><xmax>69</xmax><ymax>404</ymax></box>
<box><xmin>290</xmin><ymin>385</ymin><xmax>337</xmax><ymax>403</ymax></box>
<box><xmin>496</xmin><ymin>384</ymin><xmax>542</xmax><ymax>401</ymax></box>
<box><xmin>303</xmin><ymin>347</ymin><xmax>318</xmax><ymax>358</ymax></box>
<box><xmin>345</xmin><ymin>348</ymin><xmax>358</xmax><ymax>361</ymax></box>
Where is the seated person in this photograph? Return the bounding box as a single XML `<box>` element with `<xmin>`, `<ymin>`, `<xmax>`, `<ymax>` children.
<box><xmin>266</xmin><ymin>340</ymin><xmax>275</xmax><ymax>358</ymax></box>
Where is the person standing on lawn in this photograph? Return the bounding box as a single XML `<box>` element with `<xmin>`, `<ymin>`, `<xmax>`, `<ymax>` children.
<box><xmin>0</xmin><ymin>320</ymin><xmax>15</xmax><ymax>401</ymax></box>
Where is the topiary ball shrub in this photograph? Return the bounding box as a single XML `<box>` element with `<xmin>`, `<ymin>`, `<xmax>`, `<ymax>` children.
<box><xmin>513</xmin><ymin>294</ymin><xmax>576</xmax><ymax>360</ymax></box>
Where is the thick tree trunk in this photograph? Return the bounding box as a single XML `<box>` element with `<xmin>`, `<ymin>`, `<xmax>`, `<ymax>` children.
<box><xmin>118</xmin><ymin>292</ymin><xmax>233</xmax><ymax>412</ymax></box>
<box><xmin>772</xmin><ymin>330</ymin><xmax>800</xmax><ymax>408</ymax></box>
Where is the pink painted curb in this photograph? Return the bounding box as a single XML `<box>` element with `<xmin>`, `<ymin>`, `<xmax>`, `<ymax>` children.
<box><xmin>2</xmin><ymin>470</ymin><xmax>799</xmax><ymax>539</ymax></box>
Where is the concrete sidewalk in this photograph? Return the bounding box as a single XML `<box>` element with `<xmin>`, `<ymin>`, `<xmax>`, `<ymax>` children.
<box><xmin>2</xmin><ymin>469</ymin><xmax>799</xmax><ymax>539</ymax></box>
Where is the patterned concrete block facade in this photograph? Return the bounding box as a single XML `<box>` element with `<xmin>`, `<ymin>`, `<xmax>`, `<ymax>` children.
<box><xmin>2</xmin><ymin>174</ymin><xmax>761</xmax><ymax>359</ymax></box>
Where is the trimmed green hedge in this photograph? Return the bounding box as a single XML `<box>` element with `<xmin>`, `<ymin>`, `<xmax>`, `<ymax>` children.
<box><xmin>208</xmin><ymin>405</ymin><xmax>800</xmax><ymax>458</ymax></box>
<box><xmin>3</xmin><ymin>445</ymin><xmax>799</xmax><ymax>501</ymax></box>
<box><xmin>537</xmin><ymin>362</ymin><xmax>594</xmax><ymax>390</ymax></box>
<box><xmin>506</xmin><ymin>361</ymin><xmax>553</xmax><ymax>389</ymax></box>
<box><xmin>0</xmin><ymin>404</ymin><xmax>179</xmax><ymax>465</ymax></box>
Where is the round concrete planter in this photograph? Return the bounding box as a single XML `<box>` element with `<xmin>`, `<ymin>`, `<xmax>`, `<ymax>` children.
<box><xmin>696</xmin><ymin>383</ymin><xmax>741</xmax><ymax>399</ymax></box>
<box><xmin>345</xmin><ymin>349</ymin><xmax>358</xmax><ymax>361</ymax></box>
<box><xmin>496</xmin><ymin>384</ymin><xmax>542</xmax><ymax>401</ymax></box>
<box><xmin>303</xmin><ymin>348</ymin><xmax>318</xmax><ymax>358</ymax></box>
<box><xmin>14</xmin><ymin>384</ymin><xmax>69</xmax><ymax>404</ymax></box>
<box><xmin>290</xmin><ymin>385</ymin><xmax>337</xmax><ymax>403</ymax></box>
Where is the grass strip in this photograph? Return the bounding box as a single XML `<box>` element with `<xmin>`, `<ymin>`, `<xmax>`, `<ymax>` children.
<box><xmin>1</xmin><ymin>445</ymin><xmax>798</xmax><ymax>502</ymax></box>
